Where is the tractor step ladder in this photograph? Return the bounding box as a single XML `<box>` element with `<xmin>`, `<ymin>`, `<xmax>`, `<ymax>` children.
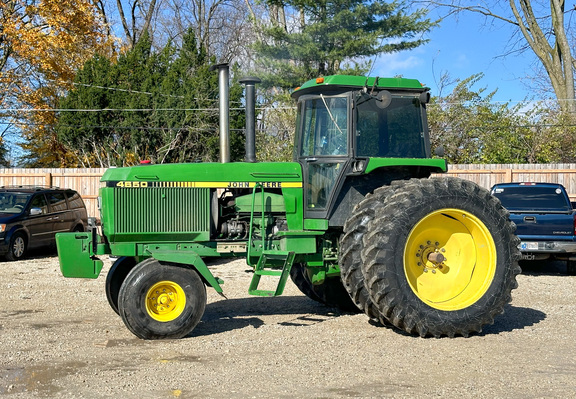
<box><xmin>248</xmin><ymin>251</ymin><xmax>295</xmax><ymax>297</ymax></box>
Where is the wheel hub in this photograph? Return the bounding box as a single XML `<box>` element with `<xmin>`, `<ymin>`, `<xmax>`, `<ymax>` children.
<box><xmin>404</xmin><ymin>208</ymin><xmax>497</xmax><ymax>311</ymax></box>
<box><xmin>146</xmin><ymin>281</ymin><xmax>186</xmax><ymax>322</ymax></box>
<box><xmin>415</xmin><ymin>241</ymin><xmax>447</xmax><ymax>273</ymax></box>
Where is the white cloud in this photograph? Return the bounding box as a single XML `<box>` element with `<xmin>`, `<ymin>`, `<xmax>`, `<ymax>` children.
<box><xmin>371</xmin><ymin>51</ymin><xmax>425</xmax><ymax>78</ymax></box>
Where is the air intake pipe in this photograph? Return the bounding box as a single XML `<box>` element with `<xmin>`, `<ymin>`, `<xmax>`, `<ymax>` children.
<box><xmin>240</xmin><ymin>77</ymin><xmax>261</xmax><ymax>163</ymax></box>
<box><xmin>210</xmin><ymin>63</ymin><xmax>230</xmax><ymax>163</ymax></box>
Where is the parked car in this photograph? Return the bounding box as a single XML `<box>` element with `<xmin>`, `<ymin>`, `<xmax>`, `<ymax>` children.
<box><xmin>0</xmin><ymin>186</ymin><xmax>88</xmax><ymax>260</ymax></box>
<box><xmin>491</xmin><ymin>182</ymin><xmax>576</xmax><ymax>274</ymax></box>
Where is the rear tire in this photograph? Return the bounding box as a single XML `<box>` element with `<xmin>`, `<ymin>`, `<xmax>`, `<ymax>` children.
<box><xmin>340</xmin><ymin>186</ymin><xmax>393</xmax><ymax>320</ymax></box>
<box><xmin>289</xmin><ymin>263</ymin><xmax>359</xmax><ymax>312</ymax></box>
<box><xmin>289</xmin><ymin>263</ymin><xmax>324</xmax><ymax>303</ymax></box>
<box><xmin>362</xmin><ymin>177</ymin><xmax>521</xmax><ymax>337</ymax></box>
<box><xmin>118</xmin><ymin>258</ymin><xmax>207</xmax><ymax>339</ymax></box>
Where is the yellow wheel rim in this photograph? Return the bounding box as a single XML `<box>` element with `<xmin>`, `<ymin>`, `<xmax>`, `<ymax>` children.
<box><xmin>403</xmin><ymin>208</ymin><xmax>496</xmax><ymax>311</ymax></box>
<box><xmin>146</xmin><ymin>281</ymin><xmax>186</xmax><ymax>322</ymax></box>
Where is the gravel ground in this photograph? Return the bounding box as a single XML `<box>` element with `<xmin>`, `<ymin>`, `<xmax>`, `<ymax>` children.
<box><xmin>1</xmin><ymin>254</ymin><xmax>576</xmax><ymax>398</ymax></box>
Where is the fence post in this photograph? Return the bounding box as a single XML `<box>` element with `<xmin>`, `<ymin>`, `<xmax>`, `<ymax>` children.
<box><xmin>505</xmin><ymin>169</ymin><xmax>512</xmax><ymax>182</ymax></box>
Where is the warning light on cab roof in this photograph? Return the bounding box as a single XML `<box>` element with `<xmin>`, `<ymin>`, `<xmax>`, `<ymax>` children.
<box><xmin>316</xmin><ymin>77</ymin><xmax>324</xmax><ymax>84</ymax></box>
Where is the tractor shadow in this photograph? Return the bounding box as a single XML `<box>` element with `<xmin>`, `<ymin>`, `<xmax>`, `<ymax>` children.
<box><xmin>478</xmin><ymin>305</ymin><xmax>546</xmax><ymax>336</ymax></box>
<box><xmin>189</xmin><ymin>296</ymin><xmax>546</xmax><ymax>338</ymax></box>
<box><xmin>190</xmin><ymin>295</ymin><xmax>348</xmax><ymax>338</ymax></box>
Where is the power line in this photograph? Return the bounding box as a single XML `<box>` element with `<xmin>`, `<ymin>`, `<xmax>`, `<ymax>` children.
<box><xmin>52</xmin><ymin>79</ymin><xmax>243</xmax><ymax>104</ymax></box>
<box><xmin>0</xmin><ymin>106</ymin><xmax>296</xmax><ymax>113</ymax></box>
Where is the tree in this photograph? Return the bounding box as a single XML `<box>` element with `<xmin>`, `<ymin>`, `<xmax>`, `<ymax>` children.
<box><xmin>427</xmin><ymin>73</ymin><xmax>559</xmax><ymax>164</ymax></box>
<box><xmin>425</xmin><ymin>1</ymin><xmax>576</xmax><ymax>116</ymax></box>
<box><xmin>56</xmin><ymin>30</ymin><xmax>245</xmax><ymax>167</ymax></box>
<box><xmin>0</xmin><ymin>0</ymin><xmax>115</xmax><ymax>166</ymax></box>
<box><xmin>252</xmin><ymin>0</ymin><xmax>435</xmax><ymax>88</ymax></box>
<box><xmin>113</xmin><ymin>0</ymin><xmax>158</xmax><ymax>50</ymax></box>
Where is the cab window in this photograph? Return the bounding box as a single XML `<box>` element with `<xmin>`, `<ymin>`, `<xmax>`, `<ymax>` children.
<box><xmin>48</xmin><ymin>192</ymin><xmax>67</xmax><ymax>212</ymax></box>
<box><xmin>30</xmin><ymin>194</ymin><xmax>48</xmax><ymax>214</ymax></box>
<box><xmin>300</xmin><ymin>96</ymin><xmax>348</xmax><ymax>157</ymax></box>
<box><xmin>356</xmin><ymin>94</ymin><xmax>427</xmax><ymax>158</ymax></box>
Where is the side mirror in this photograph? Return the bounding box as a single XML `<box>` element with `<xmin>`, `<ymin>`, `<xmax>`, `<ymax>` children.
<box><xmin>420</xmin><ymin>91</ymin><xmax>431</xmax><ymax>104</ymax></box>
<box><xmin>30</xmin><ymin>207</ymin><xmax>43</xmax><ymax>216</ymax></box>
<box><xmin>375</xmin><ymin>90</ymin><xmax>392</xmax><ymax>109</ymax></box>
<box><xmin>434</xmin><ymin>145</ymin><xmax>445</xmax><ymax>157</ymax></box>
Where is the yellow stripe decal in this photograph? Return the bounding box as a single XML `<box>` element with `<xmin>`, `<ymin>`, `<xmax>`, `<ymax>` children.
<box><xmin>115</xmin><ymin>181</ymin><xmax>303</xmax><ymax>189</ymax></box>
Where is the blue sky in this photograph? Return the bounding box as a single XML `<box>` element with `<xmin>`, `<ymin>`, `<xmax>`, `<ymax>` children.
<box><xmin>371</xmin><ymin>8</ymin><xmax>544</xmax><ymax>104</ymax></box>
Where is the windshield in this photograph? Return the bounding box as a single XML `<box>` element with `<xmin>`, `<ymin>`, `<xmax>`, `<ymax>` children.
<box><xmin>299</xmin><ymin>95</ymin><xmax>348</xmax><ymax>157</ymax></box>
<box><xmin>492</xmin><ymin>186</ymin><xmax>572</xmax><ymax>212</ymax></box>
<box><xmin>356</xmin><ymin>93</ymin><xmax>427</xmax><ymax>158</ymax></box>
<box><xmin>0</xmin><ymin>193</ymin><xmax>31</xmax><ymax>213</ymax></box>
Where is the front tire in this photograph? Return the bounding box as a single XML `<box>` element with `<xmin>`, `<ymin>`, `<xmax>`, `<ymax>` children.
<box><xmin>5</xmin><ymin>232</ymin><xmax>27</xmax><ymax>261</ymax></box>
<box><xmin>118</xmin><ymin>258</ymin><xmax>207</xmax><ymax>339</ymax></box>
<box><xmin>106</xmin><ymin>256</ymin><xmax>137</xmax><ymax>315</ymax></box>
<box><xmin>362</xmin><ymin>177</ymin><xmax>521</xmax><ymax>337</ymax></box>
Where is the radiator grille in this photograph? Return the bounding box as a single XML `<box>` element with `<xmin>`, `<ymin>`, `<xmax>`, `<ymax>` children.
<box><xmin>114</xmin><ymin>187</ymin><xmax>210</xmax><ymax>233</ymax></box>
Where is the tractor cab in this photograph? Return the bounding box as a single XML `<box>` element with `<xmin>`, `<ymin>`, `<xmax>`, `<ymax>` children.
<box><xmin>291</xmin><ymin>75</ymin><xmax>434</xmax><ymax>222</ymax></box>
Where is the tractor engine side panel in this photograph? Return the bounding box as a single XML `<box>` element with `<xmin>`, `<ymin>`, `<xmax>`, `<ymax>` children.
<box><xmin>101</xmin><ymin>185</ymin><xmax>211</xmax><ymax>245</ymax></box>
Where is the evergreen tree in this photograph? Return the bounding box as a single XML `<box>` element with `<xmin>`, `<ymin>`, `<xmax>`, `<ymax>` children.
<box><xmin>57</xmin><ymin>29</ymin><xmax>245</xmax><ymax>166</ymax></box>
<box><xmin>253</xmin><ymin>0</ymin><xmax>434</xmax><ymax>88</ymax></box>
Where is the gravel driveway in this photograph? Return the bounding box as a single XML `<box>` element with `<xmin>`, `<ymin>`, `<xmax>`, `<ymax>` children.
<box><xmin>1</xmin><ymin>255</ymin><xmax>575</xmax><ymax>398</ymax></box>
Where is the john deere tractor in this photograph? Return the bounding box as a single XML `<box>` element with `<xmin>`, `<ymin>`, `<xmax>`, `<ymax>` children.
<box><xmin>56</xmin><ymin>65</ymin><xmax>520</xmax><ymax>339</ymax></box>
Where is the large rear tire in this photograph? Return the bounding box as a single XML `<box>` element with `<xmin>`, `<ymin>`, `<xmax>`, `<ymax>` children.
<box><xmin>362</xmin><ymin>177</ymin><xmax>521</xmax><ymax>337</ymax></box>
<box><xmin>289</xmin><ymin>263</ymin><xmax>359</xmax><ymax>312</ymax></box>
<box><xmin>289</xmin><ymin>263</ymin><xmax>324</xmax><ymax>303</ymax></box>
<box><xmin>118</xmin><ymin>258</ymin><xmax>207</xmax><ymax>340</ymax></box>
<box><xmin>340</xmin><ymin>186</ymin><xmax>393</xmax><ymax>320</ymax></box>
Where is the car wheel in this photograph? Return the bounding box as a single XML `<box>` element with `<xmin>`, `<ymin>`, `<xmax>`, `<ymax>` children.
<box><xmin>5</xmin><ymin>232</ymin><xmax>27</xmax><ymax>261</ymax></box>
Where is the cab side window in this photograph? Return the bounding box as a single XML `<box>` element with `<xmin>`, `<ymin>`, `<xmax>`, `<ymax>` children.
<box><xmin>30</xmin><ymin>194</ymin><xmax>48</xmax><ymax>214</ymax></box>
<box><xmin>48</xmin><ymin>192</ymin><xmax>67</xmax><ymax>212</ymax></box>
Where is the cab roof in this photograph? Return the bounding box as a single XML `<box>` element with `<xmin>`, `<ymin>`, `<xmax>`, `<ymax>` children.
<box><xmin>292</xmin><ymin>75</ymin><xmax>427</xmax><ymax>98</ymax></box>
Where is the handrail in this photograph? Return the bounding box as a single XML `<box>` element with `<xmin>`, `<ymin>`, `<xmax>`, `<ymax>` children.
<box><xmin>246</xmin><ymin>182</ymin><xmax>265</xmax><ymax>267</ymax></box>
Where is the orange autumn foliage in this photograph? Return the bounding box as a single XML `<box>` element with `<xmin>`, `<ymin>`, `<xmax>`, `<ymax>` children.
<box><xmin>1</xmin><ymin>0</ymin><xmax>116</xmax><ymax>166</ymax></box>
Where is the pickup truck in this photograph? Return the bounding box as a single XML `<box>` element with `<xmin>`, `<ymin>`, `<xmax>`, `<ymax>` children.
<box><xmin>491</xmin><ymin>182</ymin><xmax>576</xmax><ymax>274</ymax></box>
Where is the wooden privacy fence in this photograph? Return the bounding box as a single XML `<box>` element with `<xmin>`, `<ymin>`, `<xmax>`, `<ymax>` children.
<box><xmin>0</xmin><ymin>168</ymin><xmax>106</xmax><ymax>217</ymax></box>
<box><xmin>0</xmin><ymin>164</ymin><xmax>575</xmax><ymax>217</ymax></box>
<box><xmin>443</xmin><ymin>164</ymin><xmax>576</xmax><ymax>201</ymax></box>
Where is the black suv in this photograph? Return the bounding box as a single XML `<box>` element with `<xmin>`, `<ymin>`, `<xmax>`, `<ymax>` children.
<box><xmin>0</xmin><ymin>186</ymin><xmax>88</xmax><ymax>260</ymax></box>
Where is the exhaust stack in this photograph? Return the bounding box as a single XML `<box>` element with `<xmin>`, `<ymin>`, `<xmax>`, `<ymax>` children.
<box><xmin>211</xmin><ymin>63</ymin><xmax>230</xmax><ymax>163</ymax></box>
<box><xmin>240</xmin><ymin>77</ymin><xmax>261</xmax><ymax>163</ymax></box>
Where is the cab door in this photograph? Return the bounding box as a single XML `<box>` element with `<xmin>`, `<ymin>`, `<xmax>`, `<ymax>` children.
<box><xmin>296</xmin><ymin>94</ymin><xmax>351</xmax><ymax>220</ymax></box>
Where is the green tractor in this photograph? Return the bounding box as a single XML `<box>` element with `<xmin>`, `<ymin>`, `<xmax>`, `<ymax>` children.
<box><xmin>56</xmin><ymin>65</ymin><xmax>520</xmax><ymax>339</ymax></box>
